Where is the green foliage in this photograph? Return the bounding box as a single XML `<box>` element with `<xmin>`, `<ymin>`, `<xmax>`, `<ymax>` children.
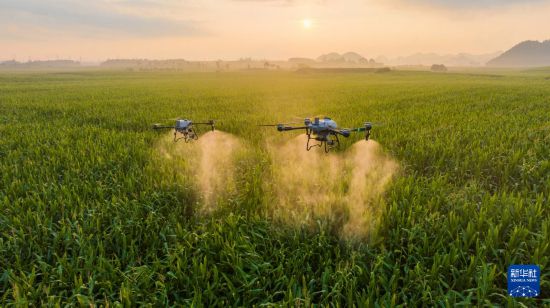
<box><xmin>0</xmin><ymin>70</ymin><xmax>548</xmax><ymax>306</ymax></box>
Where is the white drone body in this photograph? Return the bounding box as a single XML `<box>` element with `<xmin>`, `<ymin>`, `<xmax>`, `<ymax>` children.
<box><xmin>153</xmin><ymin>119</ymin><xmax>215</xmax><ymax>142</ymax></box>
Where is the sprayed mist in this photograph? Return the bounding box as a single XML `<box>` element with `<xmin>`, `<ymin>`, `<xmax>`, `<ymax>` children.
<box><xmin>155</xmin><ymin>131</ymin><xmax>398</xmax><ymax>238</ymax></box>
<box><xmin>266</xmin><ymin>134</ymin><xmax>399</xmax><ymax>240</ymax></box>
<box><xmin>155</xmin><ymin>131</ymin><xmax>243</xmax><ymax>213</ymax></box>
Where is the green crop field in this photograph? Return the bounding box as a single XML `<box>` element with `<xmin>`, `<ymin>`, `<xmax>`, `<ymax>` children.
<box><xmin>0</xmin><ymin>69</ymin><xmax>549</xmax><ymax>306</ymax></box>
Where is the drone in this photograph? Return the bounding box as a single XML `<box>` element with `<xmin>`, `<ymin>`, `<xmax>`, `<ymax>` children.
<box><xmin>153</xmin><ymin>119</ymin><xmax>215</xmax><ymax>142</ymax></box>
<box><xmin>261</xmin><ymin>116</ymin><xmax>372</xmax><ymax>152</ymax></box>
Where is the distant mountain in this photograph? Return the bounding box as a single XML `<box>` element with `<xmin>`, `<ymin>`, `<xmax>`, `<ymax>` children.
<box><xmin>487</xmin><ymin>40</ymin><xmax>550</xmax><ymax>67</ymax></box>
<box><xmin>380</xmin><ymin>52</ymin><xmax>502</xmax><ymax>67</ymax></box>
<box><xmin>314</xmin><ymin>52</ymin><xmax>383</xmax><ymax>68</ymax></box>
<box><xmin>317</xmin><ymin>52</ymin><xmax>371</xmax><ymax>64</ymax></box>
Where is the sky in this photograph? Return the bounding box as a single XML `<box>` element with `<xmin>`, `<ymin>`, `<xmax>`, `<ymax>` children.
<box><xmin>1</xmin><ymin>0</ymin><xmax>549</xmax><ymax>61</ymax></box>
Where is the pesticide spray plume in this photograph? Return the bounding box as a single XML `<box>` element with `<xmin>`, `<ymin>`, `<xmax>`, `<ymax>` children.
<box><xmin>155</xmin><ymin>130</ymin><xmax>244</xmax><ymax>214</ymax></box>
<box><xmin>266</xmin><ymin>134</ymin><xmax>399</xmax><ymax>241</ymax></box>
<box><xmin>154</xmin><ymin>130</ymin><xmax>398</xmax><ymax>239</ymax></box>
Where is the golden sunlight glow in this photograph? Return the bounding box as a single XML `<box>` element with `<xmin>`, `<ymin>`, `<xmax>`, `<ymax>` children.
<box><xmin>4</xmin><ymin>1</ymin><xmax>550</xmax><ymax>60</ymax></box>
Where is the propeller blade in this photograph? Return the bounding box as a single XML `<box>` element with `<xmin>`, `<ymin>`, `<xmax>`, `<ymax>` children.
<box><xmin>293</xmin><ymin>115</ymin><xmax>326</xmax><ymax>119</ymax></box>
<box><xmin>152</xmin><ymin>124</ymin><xmax>175</xmax><ymax>129</ymax></box>
<box><xmin>291</xmin><ymin>115</ymin><xmax>311</xmax><ymax>120</ymax></box>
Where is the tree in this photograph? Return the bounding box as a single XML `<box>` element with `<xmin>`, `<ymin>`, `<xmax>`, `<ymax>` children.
<box><xmin>431</xmin><ymin>64</ymin><xmax>448</xmax><ymax>72</ymax></box>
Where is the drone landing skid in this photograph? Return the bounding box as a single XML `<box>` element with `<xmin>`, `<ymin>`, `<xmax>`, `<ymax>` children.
<box><xmin>306</xmin><ymin>133</ymin><xmax>340</xmax><ymax>153</ymax></box>
<box><xmin>174</xmin><ymin>128</ymin><xmax>199</xmax><ymax>143</ymax></box>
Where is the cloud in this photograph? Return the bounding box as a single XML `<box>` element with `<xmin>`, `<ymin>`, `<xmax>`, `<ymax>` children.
<box><xmin>0</xmin><ymin>0</ymin><xmax>203</xmax><ymax>38</ymax></box>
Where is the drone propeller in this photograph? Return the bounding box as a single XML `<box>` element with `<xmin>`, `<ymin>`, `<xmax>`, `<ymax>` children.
<box><xmin>153</xmin><ymin>119</ymin><xmax>215</xmax><ymax>131</ymax></box>
<box><xmin>291</xmin><ymin>115</ymin><xmax>327</xmax><ymax>120</ymax></box>
<box><xmin>164</xmin><ymin>117</ymin><xmax>216</xmax><ymax>121</ymax></box>
<box><xmin>368</xmin><ymin>122</ymin><xmax>385</xmax><ymax>127</ymax></box>
<box><xmin>153</xmin><ymin>123</ymin><xmax>175</xmax><ymax>129</ymax></box>
<box><xmin>164</xmin><ymin>117</ymin><xmax>186</xmax><ymax>121</ymax></box>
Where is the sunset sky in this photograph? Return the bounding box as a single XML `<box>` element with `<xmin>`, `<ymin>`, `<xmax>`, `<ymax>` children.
<box><xmin>1</xmin><ymin>0</ymin><xmax>549</xmax><ymax>61</ymax></box>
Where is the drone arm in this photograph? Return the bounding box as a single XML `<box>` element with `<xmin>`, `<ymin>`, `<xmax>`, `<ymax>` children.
<box><xmin>349</xmin><ymin>126</ymin><xmax>372</xmax><ymax>140</ymax></box>
<box><xmin>194</xmin><ymin>121</ymin><xmax>214</xmax><ymax>125</ymax></box>
<box><xmin>194</xmin><ymin>121</ymin><xmax>215</xmax><ymax>131</ymax></box>
<box><xmin>278</xmin><ymin>125</ymin><xmax>308</xmax><ymax>132</ymax></box>
<box><xmin>329</xmin><ymin>128</ymin><xmax>351</xmax><ymax>137</ymax></box>
<box><xmin>341</xmin><ymin>123</ymin><xmax>372</xmax><ymax>140</ymax></box>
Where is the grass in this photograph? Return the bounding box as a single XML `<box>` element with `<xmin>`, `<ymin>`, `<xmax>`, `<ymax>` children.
<box><xmin>0</xmin><ymin>69</ymin><xmax>549</xmax><ymax>306</ymax></box>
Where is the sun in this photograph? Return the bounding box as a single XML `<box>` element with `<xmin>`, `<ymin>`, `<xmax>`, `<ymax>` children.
<box><xmin>302</xmin><ymin>19</ymin><xmax>312</xmax><ymax>29</ymax></box>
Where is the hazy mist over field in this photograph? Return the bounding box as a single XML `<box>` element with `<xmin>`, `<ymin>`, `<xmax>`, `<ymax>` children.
<box><xmin>2</xmin><ymin>0</ymin><xmax>550</xmax><ymax>61</ymax></box>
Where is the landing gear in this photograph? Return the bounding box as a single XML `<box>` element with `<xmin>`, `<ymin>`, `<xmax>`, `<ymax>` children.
<box><xmin>324</xmin><ymin>134</ymin><xmax>340</xmax><ymax>152</ymax></box>
<box><xmin>174</xmin><ymin>128</ymin><xmax>199</xmax><ymax>142</ymax></box>
<box><xmin>305</xmin><ymin>132</ymin><xmax>340</xmax><ymax>152</ymax></box>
